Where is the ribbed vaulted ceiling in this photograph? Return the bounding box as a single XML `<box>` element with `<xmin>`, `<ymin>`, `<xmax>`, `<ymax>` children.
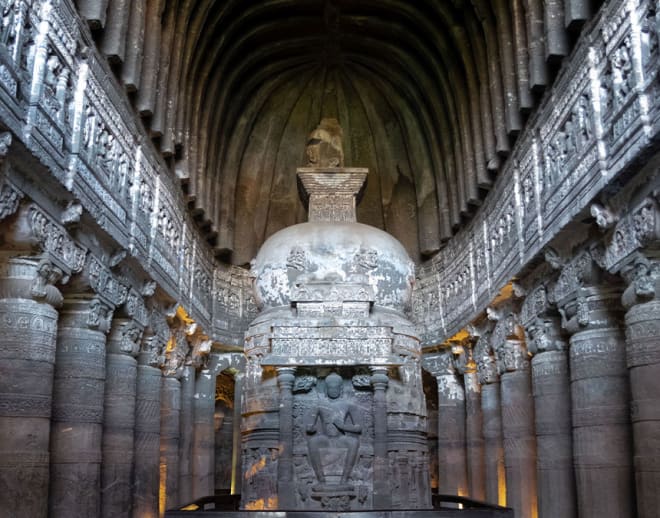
<box><xmin>79</xmin><ymin>0</ymin><xmax>601</xmax><ymax>265</ymax></box>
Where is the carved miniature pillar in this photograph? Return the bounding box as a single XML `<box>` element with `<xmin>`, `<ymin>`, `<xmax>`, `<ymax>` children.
<box><xmin>160</xmin><ymin>375</ymin><xmax>182</xmax><ymax>511</ymax></box>
<box><xmin>455</xmin><ymin>344</ymin><xmax>486</xmax><ymax>500</ymax></box>
<box><xmin>423</xmin><ymin>350</ymin><xmax>468</xmax><ymax>496</ymax></box>
<box><xmin>231</xmin><ymin>371</ymin><xmax>244</xmax><ymax>496</ymax></box>
<box><xmin>554</xmin><ymin>253</ymin><xmax>635</xmax><ymax>518</ymax></box>
<box><xmin>276</xmin><ymin>367</ymin><xmax>296</xmax><ymax>508</ymax></box>
<box><xmin>524</xmin><ymin>308</ymin><xmax>576</xmax><ymax>518</ymax></box>
<box><xmin>178</xmin><ymin>364</ymin><xmax>195</xmax><ymax>504</ymax></box>
<box><xmin>101</xmin><ymin>317</ymin><xmax>144</xmax><ymax>518</ymax></box>
<box><xmin>370</xmin><ymin>367</ymin><xmax>390</xmax><ymax>509</ymax></box>
<box><xmin>494</xmin><ymin>328</ymin><xmax>538</xmax><ymax>518</ymax></box>
<box><xmin>132</xmin><ymin>333</ymin><xmax>164</xmax><ymax>518</ymax></box>
<box><xmin>192</xmin><ymin>353</ymin><xmax>222</xmax><ymax>500</ymax></box>
<box><xmin>0</xmin><ymin>257</ymin><xmax>62</xmax><ymax>518</ymax></box>
<box><xmin>474</xmin><ymin>333</ymin><xmax>506</xmax><ymax>506</ymax></box>
<box><xmin>621</xmin><ymin>256</ymin><xmax>660</xmax><ymax>518</ymax></box>
<box><xmin>49</xmin><ymin>294</ymin><xmax>114</xmax><ymax>518</ymax></box>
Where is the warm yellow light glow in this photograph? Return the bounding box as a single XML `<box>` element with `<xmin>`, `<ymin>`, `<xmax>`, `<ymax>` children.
<box><xmin>159</xmin><ymin>463</ymin><xmax>167</xmax><ymax>518</ymax></box>
<box><xmin>498</xmin><ymin>461</ymin><xmax>507</xmax><ymax>507</ymax></box>
<box><xmin>179</xmin><ymin>504</ymin><xmax>200</xmax><ymax>510</ymax></box>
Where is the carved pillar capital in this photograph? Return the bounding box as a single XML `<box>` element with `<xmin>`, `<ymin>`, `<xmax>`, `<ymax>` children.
<box><xmin>520</xmin><ymin>282</ymin><xmax>568</xmax><ymax>354</ymax></box>
<box><xmin>422</xmin><ymin>349</ymin><xmax>455</xmax><ymax>377</ymax></box>
<box><xmin>163</xmin><ymin>325</ymin><xmax>189</xmax><ymax>378</ymax></box>
<box><xmin>0</xmin><ymin>175</ymin><xmax>22</xmax><ymax>221</ymax></box>
<box><xmin>276</xmin><ymin>366</ymin><xmax>296</xmax><ymax>388</ymax></box>
<box><xmin>620</xmin><ymin>253</ymin><xmax>660</xmax><ymax>308</ymax></box>
<box><xmin>551</xmin><ymin>248</ymin><xmax>624</xmax><ymax>333</ymax></box>
<box><xmin>474</xmin><ymin>332</ymin><xmax>499</xmax><ymax>384</ymax></box>
<box><xmin>602</xmin><ymin>194</ymin><xmax>660</xmax><ymax>272</ymax></box>
<box><xmin>107</xmin><ymin>317</ymin><xmax>144</xmax><ymax>356</ymax></box>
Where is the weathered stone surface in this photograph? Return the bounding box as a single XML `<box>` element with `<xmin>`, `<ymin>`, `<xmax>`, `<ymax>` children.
<box><xmin>0</xmin><ymin>257</ymin><xmax>59</xmax><ymax>518</ymax></box>
<box><xmin>50</xmin><ymin>295</ymin><xmax>112</xmax><ymax>518</ymax></box>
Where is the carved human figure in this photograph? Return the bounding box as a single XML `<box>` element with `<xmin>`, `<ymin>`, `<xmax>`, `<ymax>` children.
<box><xmin>306</xmin><ymin>373</ymin><xmax>361</xmax><ymax>488</ymax></box>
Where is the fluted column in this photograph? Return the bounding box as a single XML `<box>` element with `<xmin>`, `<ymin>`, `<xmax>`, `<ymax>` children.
<box><xmin>474</xmin><ymin>332</ymin><xmax>506</xmax><ymax>506</ymax></box>
<box><xmin>49</xmin><ymin>294</ymin><xmax>114</xmax><ymax>518</ymax></box>
<box><xmin>554</xmin><ymin>252</ymin><xmax>635</xmax><ymax>518</ymax></box>
<box><xmin>522</xmin><ymin>287</ymin><xmax>576</xmax><ymax>518</ymax></box>
<box><xmin>455</xmin><ymin>343</ymin><xmax>486</xmax><ymax>500</ymax></box>
<box><xmin>192</xmin><ymin>353</ymin><xmax>223</xmax><ymax>500</ymax></box>
<box><xmin>0</xmin><ymin>257</ymin><xmax>62</xmax><ymax>518</ymax></box>
<box><xmin>493</xmin><ymin>322</ymin><xmax>538</xmax><ymax>518</ymax></box>
<box><xmin>423</xmin><ymin>350</ymin><xmax>468</xmax><ymax>497</ymax></box>
<box><xmin>178</xmin><ymin>364</ymin><xmax>195</xmax><ymax>504</ymax></box>
<box><xmin>622</xmin><ymin>256</ymin><xmax>660</xmax><ymax>518</ymax></box>
<box><xmin>370</xmin><ymin>367</ymin><xmax>390</xmax><ymax>509</ymax></box>
<box><xmin>132</xmin><ymin>333</ymin><xmax>164</xmax><ymax>518</ymax></box>
<box><xmin>101</xmin><ymin>317</ymin><xmax>144</xmax><ymax>518</ymax></box>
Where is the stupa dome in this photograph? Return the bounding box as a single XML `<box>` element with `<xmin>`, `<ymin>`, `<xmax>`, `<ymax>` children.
<box><xmin>251</xmin><ymin>220</ymin><xmax>415</xmax><ymax>313</ymax></box>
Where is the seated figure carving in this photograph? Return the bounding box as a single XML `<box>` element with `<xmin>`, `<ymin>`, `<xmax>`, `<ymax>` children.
<box><xmin>306</xmin><ymin>373</ymin><xmax>361</xmax><ymax>491</ymax></box>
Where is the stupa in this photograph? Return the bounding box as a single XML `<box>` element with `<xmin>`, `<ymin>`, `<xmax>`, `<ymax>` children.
<box><xmin>242</xmin><ymin>119</ymin><xmax>431</xmax><ymax>511</ymax></box>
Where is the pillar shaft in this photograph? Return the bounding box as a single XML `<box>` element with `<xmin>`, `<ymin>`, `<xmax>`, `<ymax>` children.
<box><xmin>532</xmin><ymin>349</ymin><xmax>576</xmax><ymax>518</ymax></box>
<box><xmin>102</xmin><ymin>353</ymin><xmax>137</xmax><ymax>517</ymax></box>
<box><xmin>178</xmin><ymin>365</ymin><xmax>195</xmax><ymax>504</ymax></box>
<box><xmin>371</xmin><ymin>369</ymin><xmax>390</xmax><ymax>509</ymax></box>
<box><xmin>276</xmin><ymin>368</ymin><xmax>295</xmax><ymax>508</ymax></box>
<box><xmin>625</xmin><ymin>299</ymin><xmax>660</xmax><ymax>518</ymax></box>
<box><xmin>160</xmin><ymin>376</ymin><xmax>182</xmax><ymax>512</ymax></box>
<box><xmin>481</xmin><ymin>382</ymin><xmax>505</xmax><ymax>506</ymax></box>
<box><xmin>192</xmin><ymin>367</ymin><xmax>217</xmax><ymax>499</ymax></box>
<box><xmin>231</xmin><ymin>373</ymin><xmax>243</xmax><ymax>496</ymax></box>
<box><xmin>49</xmin><ymin>295</ymin><xmax>111</xmax><ymax>518</ymax></box>
<box><xmin>0</xmin><ymin>258</ymin><xmax>59</xmax><ymax>518</ymax></box>
<box><xmin>102</xmin><ymin>318</ymin><xmax>141</xmax><ymax>518</ymax></box>
<box><xmin>464</xmin><ymin>371</ymin><xmax>486</xmax><ymax>500</ymax></box>
<box><xmin>132</xmin><ymin>364</ymin><xmax>162</xmax><ymax>518</ymax></box>
<box><xmin>500</xmin><ymin>366</ymin><xmax>537</xmax><ymax>518</ymax></box>
<box><xmin>570</xmin><ymin>324</ymin><xmax>635</xmax><ymax>517</ymax></box>
<box><xmin>436</xmin><ymin>373</ymin><xmax>468</xmax><ymax>496</ymax></box>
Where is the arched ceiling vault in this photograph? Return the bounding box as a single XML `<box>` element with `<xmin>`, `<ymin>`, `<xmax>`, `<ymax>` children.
<box><xmin>79</xmin><ymin>0</ymin><xmax>602</xmax><ymax>265</ymax></box>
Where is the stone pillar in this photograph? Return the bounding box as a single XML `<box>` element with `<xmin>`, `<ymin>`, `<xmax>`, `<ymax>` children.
<box><xmin>455</xmin><ymin>344</ymin><xmax>486</xmax><ymax>500</ymax></box>
<box><xmin>493</xmin><ymin>326</ymin><xmax>538</xmax><ymax>518</ymax></box>
<box><xmin>0</xmin><ymin>257</ymin><xmax>62</xmax><ymax>518</ymax></box>
<box><xmin>132</xmin><ymin>334</ymin><xmax>164</xmax><ymax>518</ymax></box>
<box><xmin>192</xmin><ymin>354</ymin><xmax>222</xmax><ymax>500</ymax></box>
<box><xmin>554</xmin><ymin>254</ymin><xmax>636</xmax><ymax>518</ymax></box>
<box><xmin>371</xmin><ymin>367</ymin><xmax>390</xmax><ymax>509</ymax></box>
<box><xmin>523</xmin><ymin>290</ymin><xmax>577</xmax><ymax>518</ymax></box>
<box><xmin>101</xmin><ymin>318</ymin><xmax>143</xmax><ymax>518</ymax></box>
<box><xmin>276</xmin><ymin>367</ymin><xmax>296</xmax><ymax>508</ymax></box>
<box><xmin>474</xmin><ymin>332</ymin><xmax>506</xmax><ymax>506</ymax></box>
<box><xmin>231</xmin><ymin>372</ymin><xmax>244</xmax><ymax>496</ymax></box>
<box><xmin>160</xmin><ymin>375</ymin><xmax>182</xmax><ymax>511</ymax></box>
<box><xmin>423</xmin><ymin>350</ymin><xmax>468</xmax><ymax>496</ymax></box>
<box><xmin>178</xmin><ymin>365</ymin><xmax>195</xmax><ymax>505</ymax></box>
<box><xmin>621</xmin><ymin>257</ymin><xmax>660</xmax><ymax>518</ymax></box>
<box><xmin>49</xmin><ymin>294</ymin><xmax>114</xmax><ymax>518</ymax></box>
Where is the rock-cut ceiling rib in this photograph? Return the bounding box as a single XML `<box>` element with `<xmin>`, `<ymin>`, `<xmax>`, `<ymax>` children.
<box><xmin>77</xmin><ymin>0</ymin><xmax>602</xmax><ymax>265</ymax></box>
